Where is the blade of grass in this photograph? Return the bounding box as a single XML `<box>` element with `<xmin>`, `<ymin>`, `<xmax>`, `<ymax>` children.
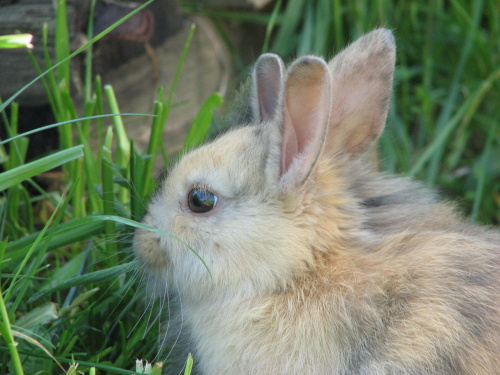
<box><xmin>6</xmin><ymin>136</ymin><xmax>28</xmax><ymax>171</ymax></box>
<box><xmin>85</xmin><ymin>0</ymin><xmax>98</xmax><ymax>102</ymax></box>
<box><xmin>33</xmin><ymin>252</ymin><xmax>85</xmax><ymax>303</ymax></box>
<box><xmin>182</xmin><ymin>93</ymin><xmax>223</xmax><ymax>151</ymax></box>
<box><xmin>297</xmin><ymin>2</ymin><xmax>314</xmax><ymax>55</ymax></box>
<box><xmin>20</xmin><ymin>186</ymin><xmax>34</xmax><ymax>234</ymax></box>
<box><xmin>60</xmin><ymin>81</ymin><xmax>78</xmax><ymax>121</ymax></box>
<box><xmin>0</xmin><ymin>242</ymin><xmax>25</xmax><ymax>375</ymax></box>
<box><xmin>0</xmin><ymin>346</ymin><xmax>137</xmax><ymax>375</ymax></box>
<box><xmin>313</xmin><ymin>0</ymin><xmax>331</xmax><ymax>55</ymax></box>
<box><xmin>4</xmin><ymin>102</ymin><xmax>28</xmax><ymax>172</ymax></box>
<box><xmin>15</xmin><ymin>303</ymin><xmax>58</xmax><ymax>330</ymax></box>
<box><xmin>142</xmin><ymin>24</ymin><xmax>196</xmax><ymax>185</ymax></box>
<box><xmin>161</xmin><ymin>24</ymin><xmax>196</xmax><ymax>135</ymax></box>
<box><xmin>7</xmin><ymin>100</ymin><xmax>17</xmax><ymax>131</ymax></box>
<box><xmin>103</xmin><ymin>85</ymin><xmax>130</xmax><ymax>171</ymax></box>
<box><xmin>184</xmin><ymin>354</ymin><xmax>193</xmax><ymax>375</ymax></box>
<box><xmin>94</xmin><ymin>76</ymin><xmax>105</xmax><ymax>160</ymax></box>
<box><xmin>9</xmin><ymin>180</ymin><xmax>80</xmax><ymax>312</ymax></box>
<box><xmin>104</xmin><ymin>85</ymin><xmax>130</xmax><ymax>204</ymax></box>
<box><xmin>141</xmin><ymin>94</ymin><xmax>164</xmax><ymax>195</ymax></box>
<box><xmin>332</xmin><ymin>0</ymin><xmax>344</xmax><ymax>50</ymax></box>
<box><xmin>130</xmin><ymin>141</ymin><xmax>147</xmax><ymax>220</ymax></box>
<box><xmin>271</xmin><ymin>0</ymin><xmax>306</xmax><ymax>56</ymax></box>
<box><xmin>261</xmin><ymin>0</ymin><xmax>282</xmax><ymax>53</ymax></box>
<box><xmin>5</xmin><ymin>103</ymin><xmax>28</xmax><ymax>237</ymax></box>
<box><xmin>26</xmin><ymin>49</ymin><xmax>58</xmax><ymax>125</ymax></box>
<box><xmin>82</xmin><ymin>96</ymin><xmax>95</xmax><ymax>135</ymax></box>
<box><xmin>28</xmin><ymin>262</ymin><xmax>139</xmax><ymax>303</ymax></box>
<box><xmin>58</xmin><ymin>288</ymin><xmax>100</xmax><ymax>318</ymax></box>
<box><xmin>0</xmin><ymin>125</ymin><xmax>7</xmax><ymax>162</ymax></box>
<box><xmin>4</xmin><ymin>217</ymin><xmax>107</xmax><ymax>259</ymax></box>
<box><xmin>42</xmin><ymin>23</ymin><xmax>64</xmax><ymax>123</ymax></box>
<box><xmin>71</xmin><ymin>154</ymin><xmax>85</xmax><ymax>219</ymax></box>
<box><xmin>0</xmin><ymin>145</ymin><xmax>84</xmax><ymax>192</ymax></box>
<box><xmin>102</xmin><ymin>128</ymin><xmax>119</xmax><ymax>267</ymax></box>
<box><xmin>55</xmin><ymin>0</ymin><xmax>70</xmax><ymax>88</ymax></box>
<box><xmin>60</xmin><ymin>239</ymin><xmax>92</xmax><ymax>311</ymax></box>
<box><xmin>471</xmin><ymin>119</ymin><xmax>498</xmax><ymax>221</ymax></box>
<box><xmin>76</xmin><ymin>98</ymin><xmax>102</xmax><ymax>213</ymax></box>
<box><xmin>5</xmin><ymin>181</ymin><xmax>77</xmax><ymax>307</ymax></box>
<box><xmin>0</xmin><ymin>190</ymin><xmax>8</xmax><ymax>240</ymax></box>
<box><xmin>10</xmin><ymin>330</ymin><xmax>65</xmax><ymax>373</ymax></box>
<box><xmin>0</xmin><ymin>114</ymin><xmax>158</xmax><ymax>146</ymax></box>
<box><xmin>7</xmin><ymin>186</ymin><xmax>24</xmax><ymax>238</ymax></box>
<box><xmin>425</xmin><ymin>0</ymin><xmax>484</xmax><ymax>185</ymax></box>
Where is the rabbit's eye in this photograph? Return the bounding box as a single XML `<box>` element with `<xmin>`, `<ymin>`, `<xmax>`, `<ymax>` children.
<box><xmin>188</xmin><ymin>188</ymin><xmax>218</xmax><ymax>213</ymax></box>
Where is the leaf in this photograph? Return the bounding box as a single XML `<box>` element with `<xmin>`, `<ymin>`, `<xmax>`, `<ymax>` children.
<box><xmin>15</xmin><ymin>303</ymin><xmax>59</xmax><ymax>330</ymax></box>
<box><xmin>11</xmin><ymin>329</ymin><xmax>65</xmax><ymax>373</ymax></box>
<box><xmin>0</xmin><ymin>145</ymin><xmax>84</xmax><ymax>192</ymax></box>
<box><xmin>28</xmin><ymin>262</ymin><xmax>139</xmax><ymax>303</ymax></box>
<box><xmin>5</xmin><ymin>217</ymin><xmax>107</xmax><ymax>260</ymax></box>
<box><xmin>183</xmin><ymin>354</ymin><xmax>193</xmax><ymax>375</ymax></box>
<box><xmin>55</xmin><ymin>0</ymin><xmax>70</xmax><ymax>86</ymax></box>
<box><xmin>59</xmin><ymin>288</ymin><xmax>100</xmax><ymax>317</ymax></box>
<box><xmin>0</xmin><ymin>114</ymin><xmax>157</xmax><ymax>146</ymax></box>
<box><xmin>35</xmin><ymin>252</ymin><xmax>86</xmax><ymax>300</ymax></box>
<box><xmin>183</xmin><ymin>93</ymin><xmax>223</xmax><ymax>150</ymax></box>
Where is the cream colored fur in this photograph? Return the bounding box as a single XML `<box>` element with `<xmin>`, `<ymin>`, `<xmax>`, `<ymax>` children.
<box><xmin>135</xmin><ymin>29</ymin><xmax>500</xmax><ymax>374</ymax></box>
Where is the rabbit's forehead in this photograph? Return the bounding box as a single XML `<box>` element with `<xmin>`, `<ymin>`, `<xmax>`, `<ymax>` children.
<box><xmin>170</xmin><ymin>126</ymin><xmax>266</xmax><ymax>195</ymax></box>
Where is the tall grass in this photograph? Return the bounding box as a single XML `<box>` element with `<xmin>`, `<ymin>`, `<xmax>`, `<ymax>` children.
<box><xmin>0</xmin><ymin>0</ymin><xmax>499</xmax><ymax>374</ymax></box>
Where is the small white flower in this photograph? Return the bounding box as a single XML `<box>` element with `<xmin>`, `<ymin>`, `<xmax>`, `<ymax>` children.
<box><xmin>0</xmin><ymin>34</ymin><xmax>33</xmax><ymax>49</ymax></box>
<box><xmin>135</xmin><ymin>358</ymin><xmax>144</xmax><ymax>373</ymax></box>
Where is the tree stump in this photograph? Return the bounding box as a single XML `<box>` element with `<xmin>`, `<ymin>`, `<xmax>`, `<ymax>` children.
<box><xmin>0</xmin><ymin>0</ymin><xmax>234</xmax><ymax>172</ymax></box>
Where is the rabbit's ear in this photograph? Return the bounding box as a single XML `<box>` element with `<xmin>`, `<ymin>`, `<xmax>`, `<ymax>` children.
<box><xmin>252</xmin><ymin>53</ymin><xmax>286</xmax><ymax>123</ymax></box>
<box><xmin>326</xmin><ymin>28</ymin><xmax>395</xmax><ymax>154</ymax></box>
<box><xmin>277</xmin><ymin>56</ymin><xmax>331</xmax><ymax>188</ymax></box>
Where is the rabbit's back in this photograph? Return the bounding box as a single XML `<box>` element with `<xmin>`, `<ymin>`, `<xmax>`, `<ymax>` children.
<box><xmin>356</xmin><ymin>230</ymin><xmax>500</xmax><ymax>373</ymax></box>
<box><xmin>277</xmin><ymin>155</ymin><xmax>500</xmax><ymax>374</ymax></box>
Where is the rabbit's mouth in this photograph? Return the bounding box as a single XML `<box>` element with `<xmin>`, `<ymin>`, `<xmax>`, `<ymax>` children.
<box><xmin>134</xmin><ymin>229</ymin><xmax>169</xmax><ymax>272</ymax></box>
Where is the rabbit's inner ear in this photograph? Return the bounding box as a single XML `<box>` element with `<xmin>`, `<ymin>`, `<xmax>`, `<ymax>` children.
<box><xmin>252</xmin><ymin>54</ymin><xmax>285</xmax><ymax>123</ymax></box>
<box><xmin>326</xmin><ymin>28</ymin><xmax>396</xmax><ymax>154</ymax></box>
<box><xmin>279</xmin><ymin>57</ymin><xmax>331</xmax><ymax>188</ymax></box>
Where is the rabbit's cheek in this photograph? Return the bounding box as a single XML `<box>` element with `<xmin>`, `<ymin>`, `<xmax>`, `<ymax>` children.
<box><xmin>171</xmin><ymin>213</ymin><xmax>197</xmax><ymax>239</ymax></box>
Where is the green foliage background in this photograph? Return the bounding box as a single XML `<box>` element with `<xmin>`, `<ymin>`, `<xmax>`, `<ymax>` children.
<box><xmin>0</xmin><ymin>0</ymin><xmax>499</xmax><ymax>374</ymax></box>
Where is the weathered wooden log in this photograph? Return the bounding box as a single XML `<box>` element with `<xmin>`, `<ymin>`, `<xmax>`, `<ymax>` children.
<box><xmin>0</xmin><ymin>0</ymin><xmax>87</xmax><ymax>105</ymax></box>
<box><xmin>0</xmin><ymin>0</ymin><xmax>261</xmax><ymax>172</ymax></box>
<box><xmin>82</xmin><ymin>16</ymin><xmax>232</xmax><ymax>170</ymax></box>
<box><xmin>0</xmin><ymin>0</ymin><xmax>183</xmax><ymax>106</ymax></box>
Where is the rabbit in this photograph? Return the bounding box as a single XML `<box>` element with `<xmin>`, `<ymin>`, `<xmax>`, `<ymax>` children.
<box><xmin>134</xmin><ymin>28</ymin><xmax>500</xmax><ymax>374</ymax></box>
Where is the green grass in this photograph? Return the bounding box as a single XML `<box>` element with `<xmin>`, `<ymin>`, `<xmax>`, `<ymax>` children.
<box><xmin>0</xmin><ymin>1</ymin><xmax>205</xmax><ymax>373</ymax></box>
<box><xmin>0</xmin><ymin>0</ymin><xmax>499</xmax><ymax>374</ymax></box>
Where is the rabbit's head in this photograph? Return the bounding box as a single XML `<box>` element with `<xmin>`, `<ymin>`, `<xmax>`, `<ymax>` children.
<box><xmin>134</xmin><ymin>29</ymin><xmax>396</xmax><ymax>297</ymax></box>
